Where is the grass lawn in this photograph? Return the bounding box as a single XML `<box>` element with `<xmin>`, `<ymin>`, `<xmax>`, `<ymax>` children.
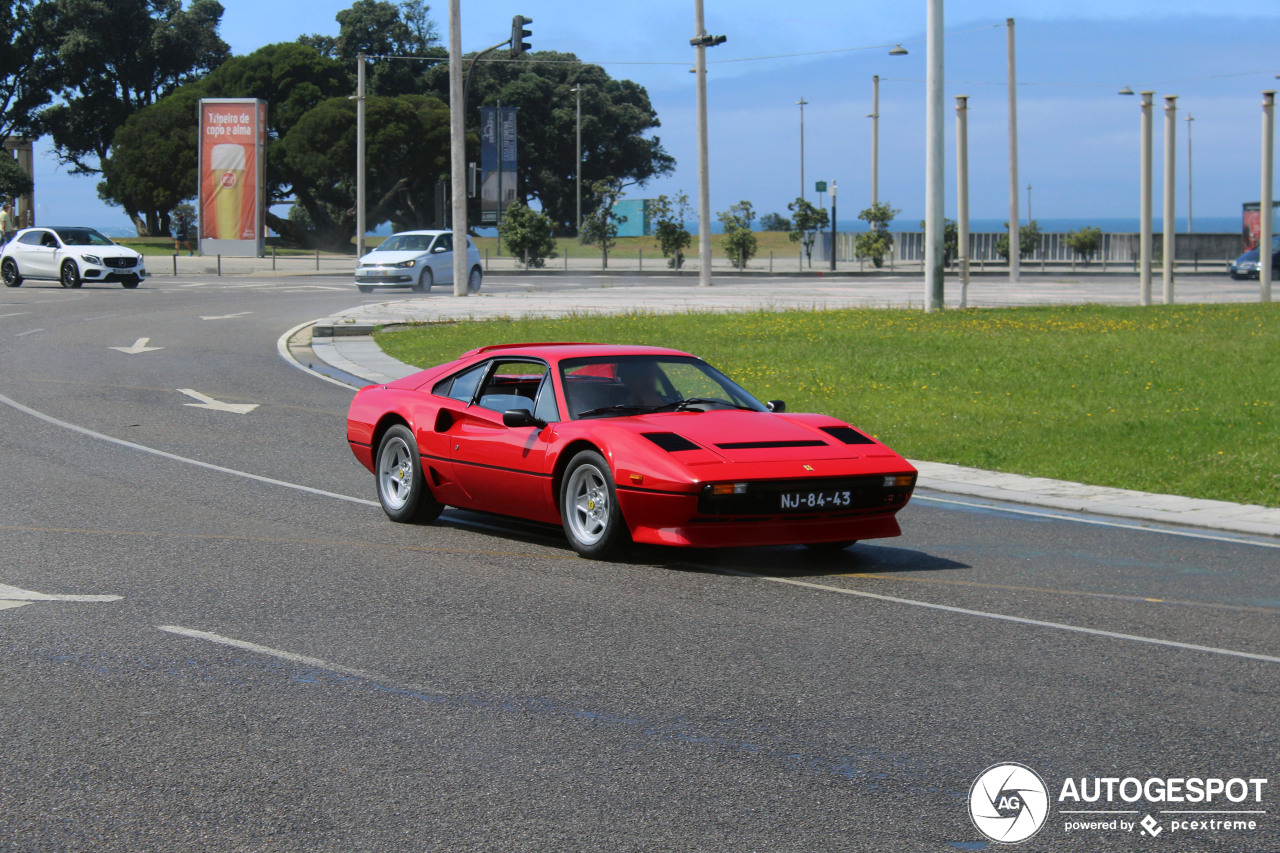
<box><xmin>376</xmin><ymin>303</ymin><xmax>1280</xmax><ymax>508</ymax></box>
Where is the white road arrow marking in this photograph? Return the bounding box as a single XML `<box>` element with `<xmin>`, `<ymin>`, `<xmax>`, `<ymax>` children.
<box><xmin>110</xmin><ymin>337</ymin><xmax>163</xmax><ymax>355</ymax></box>
<box><xmin>178</xmin><ymin>389</ymin><xmax>259</xmax><ymax>414</ymax></box>
<box><xmin>200</xmin><ymin>311</ymin><xmax>252</xmax><ymax>320</ymax></box>
<box><xmin>0</xmin><ymin>582</ymin><xmax>122</xmax><ymax>612</ymax></box>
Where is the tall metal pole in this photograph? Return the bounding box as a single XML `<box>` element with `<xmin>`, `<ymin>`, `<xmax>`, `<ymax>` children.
<box><xmin>448</xmin><ymin>0</ymin><xmax>468</xmax><ymax>296</ymax></box>
<box><xmin>924</xmin><ymin>0</ymin><xmax>944</xmax><ymax>312</ymax></box>
<box><xmin>1262</xmin><ymin>91</ymin><xmax>1275</xmax><ymax>304</ymax></box>
<box><xmin>574</xmin><ymin>85</ymin><xmax>582</xmax><ymax>235</ymax></box>
<box><xmin>1186</xmin><ymin>113</ymin><xmax>1194</xmax><ymax>233</ymax></box>
<box><xmin>496</xmin><ymin>98</ymin><xmax>504</xmax><ymax>255</ymax></box>
<box><xmin>356</xmin><ymin>53</ymin><xmax>366</xmax><ymax>260</ymax></box>
<box><xmin>797</xmin><ymin>97</ymin><xmax>808</xmax><ymax>200</ymax></box>
<box><xmin>1026</xmin><ymin>184</ymin><xmax>1032</xmax><ymax>223</ymax></box>
<box><xmin>956</xmin><ymin>95</ymin><xmax>970</xmax><ymax>309</ymax></box>
<box><xmin>1006</xmin><ymin>18</ymin><xmax>1020</xmax><ymax>282</ymax></box>
<box><xmin>693</xmin><ymin>0</ymin><xmax>712</xmax><ymax>287</ymax></box>
<box><xmin>1162</xmin><ymin>95</ymin><xmax>1177</xmax><ymax>304</ymax></box>
<box><xmin>870</xmin><ymin>76</ymin><xmax>879</xmax><ymax>212</ymax></box>
<box><xmin>1139</xmin><ymin>91</ymin><xmax>1154</xmax><ymax>306</ymax></box>
<box><xmin>829</xmin><ymin>181</ymin><xmax>837</xmax><ymax>272</ymax></box>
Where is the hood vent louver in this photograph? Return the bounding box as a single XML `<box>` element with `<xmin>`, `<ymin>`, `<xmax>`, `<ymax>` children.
<box><xmin>643</xmin><ymin>432</ymin><xmax>701</xmax><ymax>452</ymax></box>
<box><xmin>715</xmin><ymin>440</ymin><xmax>828</xmax><ymax>450</ymax></box>
<box><xmin>820</xmin><ymin>426</ymin><xmax>876</xmax><ymax>445</ymax></box>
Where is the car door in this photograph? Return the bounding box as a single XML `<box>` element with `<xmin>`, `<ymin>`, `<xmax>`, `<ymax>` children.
<box><xmin>428</xmin><ymin>233</ymin><xmax>454</xmax><ymax>285</ymax></box>
<box><xmin>15</xmin><ymin>230</ymin><xmax>59</xmax><ymax>279</ymax></box>
<box><xmin>446</xmin><ymin>359</ymin><xmax>556</xmax><ymax>521</ymax></box>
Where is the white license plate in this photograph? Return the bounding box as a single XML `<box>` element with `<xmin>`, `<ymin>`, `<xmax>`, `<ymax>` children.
<box><xmin>779</xmin><ymin>489</ymin><xmax>854</xmax><ymax>511</ymax></box>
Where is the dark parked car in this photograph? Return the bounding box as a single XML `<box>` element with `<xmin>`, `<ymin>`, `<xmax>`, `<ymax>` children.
<box><xmin>1229</xmin><ymin>239</ymin><xmax>1280</xmax><ymax>280</ymax></box>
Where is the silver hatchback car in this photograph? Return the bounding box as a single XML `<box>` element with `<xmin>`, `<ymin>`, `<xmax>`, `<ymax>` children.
<box><xmin>354</xmin><ymin>230</ymin><xmax>482</xmax><ymax>294</ymax></box>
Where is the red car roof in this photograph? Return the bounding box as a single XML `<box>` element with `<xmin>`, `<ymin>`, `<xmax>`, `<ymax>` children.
<box><xmin>458</xmin><ymin>342</ymin><xmax>695</xmax><ymax>362</ymax></box>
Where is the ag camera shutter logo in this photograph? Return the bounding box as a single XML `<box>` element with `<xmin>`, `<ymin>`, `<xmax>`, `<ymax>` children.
<box><xmin>969</xmin><ymin>763</ymin><xmax>1050</xmax><ymax>844</ymax></box>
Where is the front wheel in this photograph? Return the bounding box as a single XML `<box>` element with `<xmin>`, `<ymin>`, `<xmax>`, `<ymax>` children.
<box><xmin>467</xmin><ymin>266</ymin><xmax>482</xmax><ymax>293</ymax></box>
<box><xmin>120</xmin><ymin>275</ymin><xmax>140</xmax><ymax>289</ymax></box>
<box><xmin>804</xmin><ymin>541</ymin><xmax>856</xmax><ymax>554</ymax></box>
<box><xmin>1</xmin><ymin>258</ymin><xmax>20</xmax><ymax>287</ymax></box>
<box><xmin>375</xmin><ymin>424</ymin><xmax>443</xmax><ymax>524</ymax></box>
<box><xmin>413</xmin><ymin>268</ymin><xmax>432</xmax><ymax>293</ymax></box>
<box><xmin>358</xmin><ymin>284</ymin><xmax>373</xmax><ymax>294</ymax></box>
<box><xmin>560</xmin><ymin>450</ymin><xmax>629</xmax><ymax>559</ymax></box>
<box><xmin>60</xmin><ymin>261</ymin><xmax>81</xmax><ymax>289</ymax></box>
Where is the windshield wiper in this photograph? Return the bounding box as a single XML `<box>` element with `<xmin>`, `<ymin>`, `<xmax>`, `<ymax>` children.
<box><xmin>575</xmin><ymin>404</ymin><xmax>658</xmax><ymax>418</ymax></box>
<box><xmin>655</xmin><ymin>397</ymin><xmax>754</xmax><ymax>412</ymax></box>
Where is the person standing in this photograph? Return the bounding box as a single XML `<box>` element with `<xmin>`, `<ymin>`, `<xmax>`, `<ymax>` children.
<box><xmin>0</xmin><ymin>202</ymin><xmax>14</xmax><ymax>246</ymax></box>
<box><xmin>173</xmin><ymin>211</ymin><xmax>193</xmax><ymax>256</ymax></box>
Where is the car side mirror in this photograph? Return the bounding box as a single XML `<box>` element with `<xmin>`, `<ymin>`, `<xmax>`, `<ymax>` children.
<box><xmin>766</xmin><ymin>400</ymin><xmax>786</xmax><ymax>413</ymax></box>
<box><xmin>502</xmin><ymin>409</ymin><xmax>546</xmax><ymax>429</ymax></box>
<box><xmin>432</xmin><ymin>245</ymin><xmax>448</xmax><ymax>254</ymax></box>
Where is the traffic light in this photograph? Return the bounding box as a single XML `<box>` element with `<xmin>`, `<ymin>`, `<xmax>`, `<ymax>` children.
<box><xmin>510</xmin><ymin>15</ymin><xmax>532</xmax><ymax>58</ymax></box>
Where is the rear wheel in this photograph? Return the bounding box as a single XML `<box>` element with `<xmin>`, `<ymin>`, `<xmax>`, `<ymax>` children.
<box><xmin>413</xmin><ymin>268</ymin><xmax>432</xmax><ymax>293</ymax></box>
<box><xmin>120</xmin><ymin>275</ymin><xmax>140</xmax><ymax>289</ymax></box>
<box><xmin>467</xmin><ymin>266</ymin><xmax>482</xmax><ymax>293</ymax></box>
<box><xmin>1</xmin><ymin>259</ymin><xmax>20</xmax><ymax>287</ymax></box>
<box><xmin>375</xmin><ymin>424</ymin><xmax>443</xmax><ymax>524</ymax></box>
<box><xmin>60</xmin><ymin>260</ymin><xmax>81</xmax><ymax>289</ymax></box>
<box><xmin>560</xmin><ymin>450</ymin><xmax>629</xmax><ymax>559</ymax></box>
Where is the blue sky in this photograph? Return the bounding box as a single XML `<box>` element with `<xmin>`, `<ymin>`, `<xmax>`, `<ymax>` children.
<box><xmin>28</xmin><ymin>0</ymin><xmax>1280</xmax><ymax>232</ymax></box>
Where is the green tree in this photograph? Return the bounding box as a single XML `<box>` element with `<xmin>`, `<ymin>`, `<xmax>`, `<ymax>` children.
<box><xmin>501</xmin><ymin>202</ymin><xmax>557</xmax><ymax>268</ymax></box>
<box><xmin>759</xmin><ymin>212</ymin><xmax>790</xmax><ymax>232</ymax></box>
<box><xmin>919</xmin><ymin>217</ymin><xmax>958</xmax><ymax>265</ymax></box>
<box><xmin>0</xmin><ymin>0</ymin><xmax>55</xmax><ymax>141</ymax></box>
<box><xmin>98</xmin><ymin>96</ymin><xmax>195</xmax><ymax>236</ymax></box>
<box><xmin>788</xmin><ymin>197</ymin><xmax>830</xmax><ymax>268</ymax></box>
<box><xmin>0</xmin><ymin>153</ymin><xmax>34</xmax><ymax>201</ymax></box>
<box><xmin>579</xmin><ymin>178</ymin><xmax>625</xmax><ymax>268</ymax></box>
<box><xmin>853</xmin><ymin>201</ymin><xmax>899</xmax><ymax>268</ymax></box>
<box><xmin>1066</xmin><ymin>225</ymin><xmax>1102</xmax><ymax>263</ymax></box>
<box><xmin>718</xmin><ymin>200</ymin><xmax>757</xmax><ymax>270</ymax></box>
<box><xmin>994</xmin><ymin>220</ymin><xmax>1042</xmax><ymax>260</ymax></box>
<box><xmin>301</xmin><ymin>0</ymin><xmax>443</xmax><ymax>96</ymax></box>
<box><xmin>650</xmin><ymin>192</ymin><xmax>692</xmax><ymax>269</ymax></box>
<box><xmin>440</xmin><ymin>52</ymin><xmax>674</xmax><ymax>235</ymax></box>
<box><xmin>37</xmin><ymin>0</ymin><xmax>230</xmax><ymax>178</ymax></box>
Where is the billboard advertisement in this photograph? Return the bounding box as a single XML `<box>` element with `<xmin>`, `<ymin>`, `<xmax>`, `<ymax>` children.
<box><xmin>1242</xmin><ymin>201</ymin><xmax>1280</xmax><ymax>251</ymax></box>
<box><xmin>198</xmin><ymin>98</ymin><xmax>266</xmax><ymax>256</ymax></box>
<box><xmin>479</xmin><ymin>106</ymin><xmax>518</xmax><ymax>224</ymax></box>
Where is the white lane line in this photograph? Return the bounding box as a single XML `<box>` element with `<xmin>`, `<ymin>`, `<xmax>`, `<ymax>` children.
<box><xmin>0</xmin><ymin>390</ymin><xmax>377</xmax><ymax>507</ymax></box>
<box><xmin>0</xmin><ymin>583</ymin><xmax>122</xmax><ymax>602</ymax></box>
<box><xmin>0</xmin><ymin>312</ymin><xmax>31</xmax><ymax>319</ymax></box>
<box><xmin>718</xmin><ymin>568</ymin><xmax>1280</xmax><ymax>666</ymax></box>
<box><xmin>914</xmin><ymin>494</ymin><xmax>1280</xmax><ymax>550</ymax></box>
<box><xmin>0</xmin><ymin>600</ymin><xmax>31</xmax><ymax>611</ymax></box>
<box><xmin>177</xmin><ymin>388</ymin><xmax>259</xmax><ymax>414</ymax></box>
<box><xmin>200</xmin><ymin>311</ymin><xmax>252</xmax><ymax>320</ymax></box>
<box><xmin>158</xmin><ymin>625</ymin><xmax>380</xmax><ymax>680</ymax></box>
<box><xmin>16</xmin><ymin>328</ymin><xmax>44</xmax><ymax>337</ymax></box>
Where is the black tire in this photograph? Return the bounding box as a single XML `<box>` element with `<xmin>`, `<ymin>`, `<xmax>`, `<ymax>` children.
<box><xmin>60</xmin><ymin>260</ymin><xmax>81</xmax><ymax>289</ymax></box>
<box><xmin>1</xmin><ymin>258</ymin><xmax>20</xmax><ymax>287</ymax></box>
<box><xmin>120</xmin><ymin>275</ymin><xmax>140</xmax><ymax>289</ymax></box>
<box><xmin>374</xmin><ymin>424</ymin><xmax>443</xmax><ymax>524</ymax></box>
<box><xmin>559</xmin><ymin>450</ymin><xmax>630</xmax><ymax>559</ymax></box>
<box><xmin>413</xmin><ymin>268</ymin><xmax>432</xmax><ymax>293</ymax></box>
<box><xmin>467</xmin><ymin>266</ymin><xmax>482</xmax><ymax>293</ymax></box>
<box><xmin>358</xmin><ymin>284</ymin><xmax>373</xmax><ymax>294</ymax></box>
<box><xmin>804</xmin><ymin>540</ymin><xmax>856</xmax><ymax>554</ymax></box>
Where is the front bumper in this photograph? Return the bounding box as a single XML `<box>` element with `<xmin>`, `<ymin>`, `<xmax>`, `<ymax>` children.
<box><xmin>82</xmin><ymin>266</ymin><xmax>146</xmax><ymax>282</ymax></box>
<box><xmin>355</xmin><ymin>268</ymin><xmax>415</xmax><ymax>285</ymax></box>
<box><xmin>616</xmin><ymin>486</ymin><xmax>910</xmax><ymax>548</ymax></box>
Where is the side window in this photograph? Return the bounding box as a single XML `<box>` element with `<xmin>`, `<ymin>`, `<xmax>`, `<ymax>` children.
<box><xmin>475</xmin><ymin>361</ymin><xmax>548</xmax><ymax>414</ymax></box>
<box><xmin>432</xmin><ymin>234</ymin><xmax>453</xmax><ymax>253</ymax></box>
<box><xmin>434</xmin><ymin>361</ymin><xmax>489</xmax><ymax>404</ymax></box>
<box><xmin>533</xmin><ymin>374</ymin><xmax>561</xmax><ymax>423</ymax></box>
<box><xmin>18</xmin><ymin>231</ymin><xmax>44</xmax><ymax>246</ymax></box>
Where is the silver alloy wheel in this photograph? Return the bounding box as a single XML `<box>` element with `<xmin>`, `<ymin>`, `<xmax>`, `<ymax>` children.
<box><xmin>564</xmin><ymin>462</ymin><xmax>610</xmax><ymax>546</ymax></box>
<box><xmin>377</xmin><ymin>434</ymin><xmax>415</xmax><ymax>511</ymax></box>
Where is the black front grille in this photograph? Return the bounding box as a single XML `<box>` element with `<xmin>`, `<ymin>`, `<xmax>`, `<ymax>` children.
<box><xmin>697</xmin><ymin>475</ymin><xmax>913</xmax><ymax>515</ymax></box>
<box><xmin>103</xmin><ymin>257</ymin><xmax>135</xmax><ymax>268</ymax></box>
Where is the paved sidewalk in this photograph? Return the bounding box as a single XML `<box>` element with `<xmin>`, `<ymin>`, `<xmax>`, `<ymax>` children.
<box><xmin>290</xmin><ymin>275</ymin><xmax>1280</xmax><ymax>540</ymax></box>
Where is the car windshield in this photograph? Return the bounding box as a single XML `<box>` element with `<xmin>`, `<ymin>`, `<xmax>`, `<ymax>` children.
<box><xmin>374</xmin><ymin>234</ymin><xmax>435</xmax><ymax>253</ymax></box>
<box><xmin>560</xmin><ymin>355</ymin><xmax>767</xmax><ymax>419</ymax></box>
<box><xmin>54</xmin><ymin>228</ymin><xmax>114</xmax><ymax>247</ymax></box>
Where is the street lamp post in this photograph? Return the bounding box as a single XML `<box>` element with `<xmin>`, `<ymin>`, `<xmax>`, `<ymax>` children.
<box><xmin>1262</xmin><ymin>91</ymin><xmax>1275</xmax><ymax>304</ymax></box>
<box><xmin>691</xmin><ymin>1</ymin><xmax>725</xmax><ymax>287</ymax></box>
<box><xmin>1006</xmin><ymin>17</ymin><xmax>1019</xmax><ymax>283</ymax></box>
<box><xmin>956</xmin><ymin>95</ymin><xmax>970</xmax><ymax>309</ymax></box>
<box><xmin>448</xmin><ymin>0</ymin><xmax>468</xmax><ymax>296</ymax></box>
<box><xmin>356</xmin><ymin>53</ymin><xmax>366</xmax><ymax>260</ymax></box>
<box><xmin>924</xmin><ymin>0</ymin><xmax>944</xmax><ymax>312</ymax></box>
<box><xmin>1163</xmin><ymin>95</ymin><xmax>1177</xmax><ymax>304</ymax></box>
<box><xmin>1140</xmin><ymin>91</ymin><xmax>1154</xmax><ymax>306</ymax></box>
<box><xmin>797</xmin><ymin>97</ymin><xmax>808</xmax><ymax>201</ymax></box>
<box><xmin>869</xmin><ymin>76</ymin><xmax>878</xmax><ymax>212</ymax></box>
<box><xmin>1186</xmin><ymin>113</ymin><xmax>1194</xmax><ymax>233</ymax></box>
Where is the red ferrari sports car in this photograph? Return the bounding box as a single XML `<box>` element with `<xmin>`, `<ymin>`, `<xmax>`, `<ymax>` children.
<box><xmin>346</xmin><ymin>343</ymin><xmax>917</xmax><ymax>558</ymax></box>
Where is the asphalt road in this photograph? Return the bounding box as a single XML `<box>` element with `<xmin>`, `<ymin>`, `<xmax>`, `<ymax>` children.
<box><xmin>1</xmin><ymin>274</ymin><xmax>1277</xmax><ymax>852</ymax></box>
